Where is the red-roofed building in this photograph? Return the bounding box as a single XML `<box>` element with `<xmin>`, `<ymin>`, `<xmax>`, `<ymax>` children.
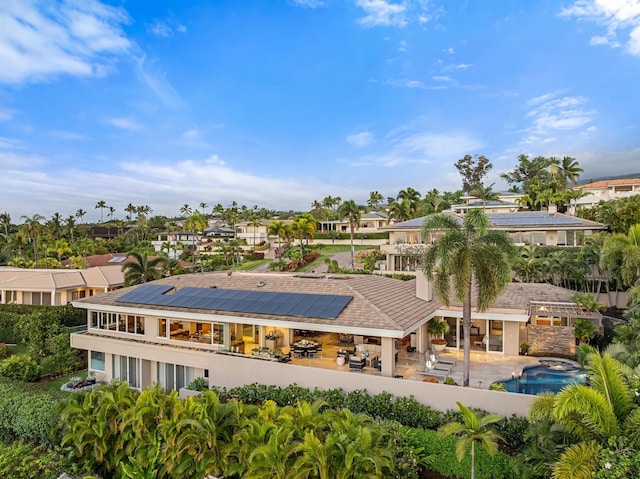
<box><xmin>574</xmin><ymin>178</ymin><xmax>640</xmax><ymax>208</ymax></box>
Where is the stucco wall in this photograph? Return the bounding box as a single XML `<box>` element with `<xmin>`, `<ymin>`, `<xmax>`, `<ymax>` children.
<box><xmin>73</xmin><ymin>332</ymin><xmax>534</xmax><ymax>417</ymax></box>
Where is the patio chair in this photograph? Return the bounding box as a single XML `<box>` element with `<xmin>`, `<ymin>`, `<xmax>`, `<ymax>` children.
<box><xmin>432</xmin><ymin>350</ymin><xmax>457</xmax><ymax>366</ymax></box>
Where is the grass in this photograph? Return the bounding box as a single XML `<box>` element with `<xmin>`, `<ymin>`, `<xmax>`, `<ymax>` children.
<box><xmin>7</xmin><ymin>343</ymin><xmax>28</xmax><ymax>355</ymax></box>
<box><xmin>44</xmin><ymin>370</ymin><xmax>88</xmax><ymax>392</ymax></box>
<box><xmin>309</xmin><ymin>244</ymin><xmax>376</xmax><ymax>254</ymax></box>
<box><xmin>236</xmin><ymin>259</ymin><xmax>270</xmax><ymax>270</ymax></box>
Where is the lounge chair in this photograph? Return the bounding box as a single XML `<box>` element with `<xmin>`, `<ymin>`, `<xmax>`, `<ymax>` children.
<box><xmin>432</xmin><ymin>351</ymin><xmax>457</xmax><ymax>366</ymax></box>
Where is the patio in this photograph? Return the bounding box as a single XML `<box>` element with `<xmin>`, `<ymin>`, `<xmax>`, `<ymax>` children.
<box><xmin>281</xmin><ymin>332</ymin><xmax>541</xmax><ymax>388</ymax></box>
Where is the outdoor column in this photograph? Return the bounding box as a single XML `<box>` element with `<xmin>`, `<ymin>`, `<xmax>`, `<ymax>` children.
<box><xmin>0</xmin><ymin>290</ymin><xmax>4</xmax><ymax>304</ymax></box>
<box><xmin>381</xmin><ymin>337</ymin><xmax>395</xmax><ymax>377</ymax></box>
<box><xmin>416</xmin><ymin>323</ymin><xmax>428</xmax><ymax>354</ymax></box>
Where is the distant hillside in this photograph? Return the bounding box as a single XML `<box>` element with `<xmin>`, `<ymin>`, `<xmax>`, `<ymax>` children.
<box><xmin>578</xmin><ymin>172</ymin><xmax>640</xmax><ymax>185</ymax></box>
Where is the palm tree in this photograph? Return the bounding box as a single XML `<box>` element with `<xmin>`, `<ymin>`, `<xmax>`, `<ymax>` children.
<box><xmin>108</xmin><ymin>206</ymin><xmax>116</xmax><ymax>222</ymax></box>
<box><xmin>368</xmin><ymin>190</ymin><xmax>384</xmax><ymax>210</ymax></box>
<box><xmin>121</xmin><ymin>252</ymin><xmax>164</xmax><ymax>286</ymax></box>
<box><xmin>397</xmin><ymin>187</ymin><xmax>422</xmax><ymax>216</ymax></box>
<box><xmin>19</xmin><ymin>214</ymin><xmax>45</xmax><ymax>267</ymax></box>
<box><xmin>124</xmin><ymin>203</ymin><xmax>136</xmax><ymax>224</ymax></box>
<box><xmin>529</xmin><ymin>353</ymin><xmax>640</xmax><ymax>478</ymax></box>
<box><xmin>95</xmin><ymin>200</ymin><xmax>107</xmax><ymax>223</ymax></box>
<box><xmin>268</xmin><ymin>220</ymin><xmax>290</xmax><ymax>258</ymax></box>
<box><xmin>49</xmin><ymin>238</ymin><xmax>72</xmax><ymax>262</ymax></box>
<box><xmin>388</xmin><ymin>198</ymin><xmax>412</xmax><ymax>222</ymax></box>
<box><xmin>440</xmin><ymin>402</ymin><xmax>504</xmax><ymax>479</ymax></box>
<box><xmin>600</xmin><ymin>223</ymin><xmax>640</xmax><ymax>291</ymax></box>
<box><xmin>0</xmin><ymin>211</ymin><xmax>10</xmax><ymax>239</ymax></box>
<box><xmin>65</xmin><ymin>215</ymin><xmax>76</xmax><ymax>242</ymax></box>
<box><xmin>291</xmin><ymin>216</ymin><xmax>316</xmax><ymax>262</ymax></box>
<box><xmin>184</xmin><ymin>211</ymin><xmax>207</xmax><ymax>273</ymax></box>
<box><xmin>75</xmin><ymin>209</ymin><xmax>86</xmax><ymax>224</ymax></box>
<box><xmin>470</xmin><ymin>182</ymin><xmax>501</xmax><ymax>210</ymax></box>
<box><xmin>560</xmin><ymin>156</ymin><xmax>584</xmax><ymax>188</ymax></box>
<box><xmin>338</xmin><ymin>199</ymin><xmax>362</xmax><ymax>269</ymax></box>
<box><xmin>199</xmin><ymin>202</ymin><xmax>208</xmax><ymax>217</ymax></box>
<box><xmin>421</xmin><ymin>209</ymin><xmax>515</xmax><ymax>387</ymax></box>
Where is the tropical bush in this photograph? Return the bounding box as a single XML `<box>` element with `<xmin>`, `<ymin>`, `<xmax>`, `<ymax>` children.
<box><xmin>0</xmin><ymin>379</ymin><xmax>61</xmax><ymax>445</ymax></box>
<box><xmin>0</xmin><ymin>354</ymin><xmax>42</xmax><ymax>382</ymax></box>
<box><xmin>0</xmin><ymin>440</ymin><xmax>93</xmax><ymax>479</ymax></box>
<box><xmin>0</xmin><ymin>343</ymin><xmax>8</xmax><ymax>360</ymax></box>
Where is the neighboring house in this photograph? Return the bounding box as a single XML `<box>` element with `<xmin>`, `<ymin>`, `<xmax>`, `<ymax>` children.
<box><xmin>573</xmin><ymin>178</ymin><xmax>640</xmax><ymax>209</ymax></box>
<box><xmin>317</xmin><ymin>211</ymin><xmax>389</xmax><ymax>234</ymax></box>
<box><xmin>450</xmin><ymin>192</ymin><xmax>524</xmax><ymax>215</ymax></box>
<box><xmin>234</xmin><ymin>220</ymin><xmax>271</xmax><ymax>246</ymax></box>
<box><xmin>91</xmin><ymin>226</ymin><xmax>125</xmax><ymax>240</ymax></box>
<box><xmin>380</xmin><ymin>211</ymin><xmax>606</xmax><ymax>273</ymax></box>
<box><xmin>69</xmin><ymin>271</ymin><xmax>595</xmax><ymax>393</ymax></box>
<box><xmin>0</xmin><ymin>265</ymin><xmax>124</xmax><ymax>305</ymax></box>
<box><xmin>152</xmin><ymin>230</ymin><xmax>200</xmax><ymax>257</ymax></box>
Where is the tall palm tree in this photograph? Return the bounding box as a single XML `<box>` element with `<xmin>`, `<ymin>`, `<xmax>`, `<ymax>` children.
<box><xmin>440</xmin><ymin>402</ymin><xmax>504</xmax><ymax>479</ymax></box>
<box><xmin>108</xmin><ymin>206</ymin><xmax>116</xmax><ymax>222</ymax></box>
<box><xmin>124</xmin><ymin>203</ymin><xmax>136</xmax><ymax>224</ymax></box>
<box><xmin>121</xmin><ymin>252</ymin><xmax>164</xmax><ymax>286</ymax></box>
<box><xmin>184</xmin><ymin>211</ymin><xmax>207</xmax><ymax>273</ymax></box>
<box><xmin>421</xmin><ymin>209</ymin><xmax>515</xmax><ymax>386</ymax></box>
<box><xmin>388</xmin><ymin>198</ymin><xmax>412</xmax><ymax>222</ymax></box>
<box><xmin>338</xmin><ymin>199</ymin><xmax>362</xmax><ymax>269</ymax></box>
<box><xmin>199</xmin><ymin>202</ymin><xmax>208</xmax><ymax>217</ymax></box>
<box><xmin>0</xmin><ymin>211</ymin><xmax>11</xmax><ymax>239</ymax></box>
<box><xmin>470</xmin><ymin>182</ymin><xmax>501</xmax><ymax>210</ymax></box>
<box><xmin>95</xmin><ymin>200</ymin><xmax>107</xmax><ymax>223</ymax></box>
<box><xmin>75</xmin><ymin>209</ymin><xmax>86</xmax><ymax>224</ymax></box>
<box><xmin>19</xmin><ymin>214</ymin><xmax>45</xmax><ymax>267</ymax></box>
<box><xmin>368</xmin><ymin>190</ymin><xmax>384</xmax><ymax>210</ymax></box>
<box><xmin>397</xmin><ymin>187</ymin><xmax>422</xmax><ymax>216</ymax></box>
<box><xmin>560</xmin><ymin>156</ymin><xmax>584</xmax><ymax>188</ymax></box>
<box><xmin>65</xmin><ymin>215</ymin><xmax>76</xmax><ymax>242</ymax></box>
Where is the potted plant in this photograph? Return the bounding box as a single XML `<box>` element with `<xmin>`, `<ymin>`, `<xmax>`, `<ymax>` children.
<box><xmin>428</xmin><ymin>318</ymin><xmax>450</xmax><ymax>352</ymax></box>
<box><xmin>519</xmin><ymin>343</ymin><xmax>529</xmax><ymax>355</ymax></box>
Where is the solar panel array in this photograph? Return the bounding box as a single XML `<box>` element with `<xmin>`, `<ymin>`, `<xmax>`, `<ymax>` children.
<box><xmin>108</xmin><ymin>256</ymin><xmax>127</xmax><ymax>263</ymax></box>
<box><xmin>116</xmin><ymin>284</ymin><xmax>352</xmax><ymax>319</ymax></box>
<box><xmin>488</xmin><ymin>212</ymin><xmax>582</xmax><ymax>227</ymax></box>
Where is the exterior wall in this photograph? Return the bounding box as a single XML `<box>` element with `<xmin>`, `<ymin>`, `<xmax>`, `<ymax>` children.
<box><xmin>503</xmin><ymin>321</ymin><xmax>520</xmax><ymax>356</ymax></box>
<box><xmin>73</xmin><ymin>332</ymin><xmax>534</xmax><ymax>416</ymax></box>
<box><xmin>527</xmin><ymin>324</ymin><xmax>575</xmax><ymax>356</ymax></box>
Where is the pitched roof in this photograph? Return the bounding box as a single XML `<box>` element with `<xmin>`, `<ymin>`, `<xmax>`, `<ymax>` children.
<box><xmin>0</xmin><ymin>265</ymin><xmax>124</xmax><ymax>291</ymax></box>
<box><xmin>74</xmin><ymin>272</ymin><xmax>441</xmax><ymax>337</ymax></box>
<box><xmin>580</xmin><ymin>178</ymin><xmax>640</xmax><ymax>189</ymax></box>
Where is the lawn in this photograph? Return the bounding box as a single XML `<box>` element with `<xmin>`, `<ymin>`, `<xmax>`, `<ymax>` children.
<box><xmin>235</xmin><ymin>259</ymin><xmax>270</xmax><ymax>270</ymax></box>
<box><xmin>309</xmin><ymin>244</ymin><xmax>376</xmax><ymax>254</ymax></box>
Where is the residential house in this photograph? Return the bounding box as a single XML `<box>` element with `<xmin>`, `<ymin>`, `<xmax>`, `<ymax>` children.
<box><xmin>380</xmin><ymin>211</ymin><xmax>606</xmax><ymax>273</ymax></box>
<box><xmin>0</xmin><ymin>265</ymin><xmax>124</xmax><ymax>305</ymax></box>
<box><xmin>317</xmin><ymin>211</ymin><xmax>389</xmax><ymax>234</ymax></box>
<box><xmin>573</xmin><ymin>178</ymin><xmax>640</xmax><ymax>209</ymax></box>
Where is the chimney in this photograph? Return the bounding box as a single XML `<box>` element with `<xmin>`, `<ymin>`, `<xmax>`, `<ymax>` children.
<box><xmin>415</xmin><ymin>268</ymin><xmax>433</xmax><ymax>301</ymax></box>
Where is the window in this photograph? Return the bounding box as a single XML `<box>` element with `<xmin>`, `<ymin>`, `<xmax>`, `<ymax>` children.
<box><xmin>90</xmin><ymin>351</ymin><xmax>105</xmax><ymax>371</ymax></box>
<box><xmin>112</xmin><ymin>354</ymin><xmax>141</xmax><ymax>388</ymax></box>
<box><xmin>157</xmin><ymin>362</ymin><xmax>196</xmax><ymax>391</ymax></box>
<box><xmin>91</xmin><ymin>312</ymin><xmax>145</xmax><ymax>335</ymax></box>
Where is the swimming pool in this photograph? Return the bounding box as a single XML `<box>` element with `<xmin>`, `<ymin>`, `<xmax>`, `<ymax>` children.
<box><xmin>495</xmin><ymin>359</ymin><xmax>587</xmax><ymax>395</ymax></box>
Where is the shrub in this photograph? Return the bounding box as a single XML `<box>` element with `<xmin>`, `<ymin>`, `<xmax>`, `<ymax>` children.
<box><xmin>0</xmin><ymin>379</ymin><xmax>61</xmax><ymax>445</ymax></box>
<box><xmin>0</xmin><ymin>312</ymin><xmax>23</xmax><ymax>344</ymax></box>
<box><xmin>0</xmin><ymin>354</ymin><xmax>42</xmax><ymax>382</ymax></box>
<box><xmin>187</xmin><ymin>377</ymin><xmax>208</xmax><ymax>391</ymax></box>
<box><xmin>0</xmin><ymin>343</ymin><xmax>8</xmax><ymax>360</ymax></box>
<box><xmin>444</xmin><ymin>377</ymin><xmax>458</xmax><ymax>386</ymax></box>
<box><xmin>407</xmin><ymin>428</ymin><xmax>514</xmax><ymax>478</ymax></box>
<box><xmin>489</xmin><ymin>382</ymin><xmax>507</xmax><ymax>391</ymax></box>
<box><xmin>0</xmin><ymin>440</ymin><xmax>94</xmax><ymax>479</ymax></box>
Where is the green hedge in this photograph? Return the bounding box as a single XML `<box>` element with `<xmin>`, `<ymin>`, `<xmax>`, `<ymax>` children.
<box><xmin>0</xmin><ymin>440</ymin><xmax>93</xmax><ymax>479</ymax></box>
<box><xmin>0</xmin><ymin>304</ymin><xmax>85</xmax><ymax>328</ymax></box>
<box><xmin>0</xmin><ymin>379</ymin><xmax>61</xmax><ymax>446</ymax></box>
<box><xmin>0</xmin><ymin>312</ymin><xmax>23</xmax><ymax>344</ymax></box>
<box><xmin>0</xmin><ymin>355</ymin><xmax>42</xmax><ymax>382</ymax></box>
<box><xmin>407</xmin><ymin>428</ymin><xmax>515</xmax><ymax>478</ymax></box>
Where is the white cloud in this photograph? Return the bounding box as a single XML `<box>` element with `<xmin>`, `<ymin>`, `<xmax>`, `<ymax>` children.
<box><xmin>433</xmin><ymin>75</ymin><xmax>453</xmax><ymax>82</ymax></box>
<box><xmin>291</xmin><ymin>0</ymin><xmax>325</xmax><ymax>7</ymax></box>
<box><xmin>348</xmin><ymin>119</ymin><xmax>484</xmax><ymax>168</ymax></box>
<box><xmin>355</xmin><ymin>0</ymin><xmax>407</xmax><ymax>27</ymax></box>
<box><xmin>147</xmin><ymin>20</ymin><xmax>188</xmax><ymax>37</ymax></box>
<box><xmin>0</xmin><ymin>106</ymin><xmax>16</xmax><ymax>122</ymax></box>
<box><xmin>135</xmin><ymin>55</ymin><xmax>184</xmax><ymax>108</ymax></box>
<box><xmin>521</xmin><ymin>93</ymin><xmax>596</xmax><ymax>145</ymax></box>
<box><xmin>346</xmin><ymin>131</ymin><xmax>375</xmax><ymax>147</ymax></box>
<box><xmin>104</xmin><ymin>117</ymin><xmax>143</xmax><ymax>131</ymax></box>
<box><xmin>182</xmin><ymin>129</ymin><xmax>200</xmax><ymax>140</ymax></box>
<box><xmin>560</xmin><ymin>0</ymin><xmax>640</xmax><ymax>56</ymax></box>
<box><xmin>0</xmin><ymin>0</ymin><xmax>131</xmax><ymax>84</ymax></box>
<box><xmin>49</xmin><ymin>130</ymin><xmax>90</xmax><ymax>140</ymax></box>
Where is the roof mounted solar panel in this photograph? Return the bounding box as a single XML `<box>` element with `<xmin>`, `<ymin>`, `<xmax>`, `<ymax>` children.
<box><xmin>116</xmin><ymin>284</ymin><xmax>352</xmax><ymax>319</ymax></box>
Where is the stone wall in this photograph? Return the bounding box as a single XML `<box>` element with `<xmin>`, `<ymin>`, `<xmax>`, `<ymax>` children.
<box><xmin>527</xmin><ymin>324</ymin><xmax>575</xmax><ymax>356</ymax></box>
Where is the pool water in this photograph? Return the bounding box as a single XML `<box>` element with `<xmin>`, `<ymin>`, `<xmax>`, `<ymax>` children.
<box><xmin>495</xmin><ymin>359</ymin><xmax>587</xmax><ymax>395</ymax></box>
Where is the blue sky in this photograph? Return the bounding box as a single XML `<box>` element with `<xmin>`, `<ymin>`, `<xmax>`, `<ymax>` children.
<box><xmin>1</xmin><ymin>0</ymin><xmax>639</xmax><ymax>221</ymax></box>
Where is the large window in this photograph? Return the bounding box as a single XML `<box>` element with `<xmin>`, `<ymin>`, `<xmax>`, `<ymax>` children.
<box><xmin>90</xmin><ymin>312</ymin><xmax>145</xmax><ymax>335</ymax></box>
<box><xmin>112</xmin><ymin>354</ymin><xmax>141</xmax><ymax>388</ymax></box>
<box><xmin>157</xmin><ymin>362</ymin><xmax>196</xmax><ymax>391</ymax></box>
<box><xmin>90</xmin><ymin>351</ymin><xmax>105</xmax><ymax>371</ymax></box>
<box><xmin>163</xmin><ymin>319</ymin><xmax>225</xmax><ymax>345</ymax></box>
